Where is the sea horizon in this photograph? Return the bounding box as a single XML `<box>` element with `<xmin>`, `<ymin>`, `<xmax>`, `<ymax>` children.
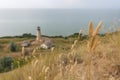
<box><xmin>0</xmin><ymin>8</ymin><xmax>120</xmax><ymax>37</ymax></box>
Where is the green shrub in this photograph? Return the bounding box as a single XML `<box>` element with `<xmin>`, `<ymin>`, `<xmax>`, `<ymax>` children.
<box><xmin>0</xmin><ymin>64</ymin><xmax>4</xmax><ymax>72</ymax></box>
<box><xmin>9</xmin><ymin>42</ymin><xmax>16</xmax><ymax>52</ymax></box>
<box><xmin>12</xmin><ymin>58</ymin><xmax>27</xmax><ymax>69</ymax></box>
<box><xmin>0</xmin><ymin>56</ymin><xmax>13</xmax><ymax>72</ymax></box>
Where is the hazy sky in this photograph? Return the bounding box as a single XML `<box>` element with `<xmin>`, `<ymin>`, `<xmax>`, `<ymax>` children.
<box><xmin>0</xmin><ymin>0</ymin><xmax>119</xmax><ymax>9</ymax></box>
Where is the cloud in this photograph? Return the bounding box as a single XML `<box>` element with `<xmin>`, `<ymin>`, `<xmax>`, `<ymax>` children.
<box><xmin>0</xmin><ymin>0</ymin><xmax>119</xmax><ymax>9</ymax></box>
<box><xmin>0</xmin><ymin>0</ymin><xmax>51</xmax><ymax>8</ymax></box>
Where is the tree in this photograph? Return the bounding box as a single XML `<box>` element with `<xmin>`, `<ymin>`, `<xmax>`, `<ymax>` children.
<box><xmin>9</xmin><ymin>42</ymin><xmax>16</xmax><ymax>52</ymax></box>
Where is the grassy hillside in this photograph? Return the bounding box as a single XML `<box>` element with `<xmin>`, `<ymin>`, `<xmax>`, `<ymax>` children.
<box><xmin>0</xmin><ymin>23</ymin><xmax>120</xmax><ymax>80</ymax></box>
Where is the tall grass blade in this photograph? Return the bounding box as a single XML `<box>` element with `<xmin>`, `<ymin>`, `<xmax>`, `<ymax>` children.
<box><xmin>88</xmin><ymin>21</ymin><xmax>93</xmax><ymax>37</ymax></box>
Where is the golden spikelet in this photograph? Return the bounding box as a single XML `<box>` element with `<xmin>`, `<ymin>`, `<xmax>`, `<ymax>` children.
<box><xmin>33</xmin><ymin>59</ymin><xmax>39</xmax><ymax>68</ymax></box>
<box><xmin>44</xmin><ymin>66</ymin><xmax>50</xmax><ymax>80</ymax></box>
<box><xmin>92</xmin><ymin>21</ymin><xmax>102</xmax><ymax>37</ymax></box>
<box><xmin>88</xmin><ymin>21</ymin><xmax>93</xmax><ymax>37</ymax></box>
<box><xmin>87</xmin><ymin>41</ymin><xmax>91</xmax><ymax>52</ymax></box>
<box><xmin>32</xmin><ymin>48</ymin><xmax>36</xmax><ymax>56</ymax></box>
<box><xmin>74</xmin><ymin>40</ymin><xmax>78</xmax><ymax>45</ymax></box>
<box><xmin>28</xmin><ymin>76</ymin><xmax>32</xmax><ymax>80</ymax></box>
<box><xmin>51</xmin><ymin>47</ymin><xmax>55</xmax><ymax>52</ymax></box>
<box><xmin>87</xmin><ymin>21</ymin><xmax>102</xmax><ymax>52</ymax></box>
<box><xmin>86</xmin><ymin>21</ymin><xmax>102</xmax><ymax>80</ymax></box>
<box><xmin>42</xmin><ymin>65</ymin><xmax>46</xmax><ymax>72</ymax></box>
<box><xmin>45</xmin><ymin>66</ymin><xmax>50</xmax><ymax>74</ymax></box>
<box><xmin>91</xmin><ymin>36</ymin><xmax>98</xmax><ymax>51</ymax></box>
<box><xmin>89</xmin><ymin>36</ymin><xmax>97</xmax><ymax>51</ymax></box>
<box><xmin>71</xmin><ymin>40</ymin><xmax>78</xmax><ymax>50</ymax></box>
<box><xmin>71</xmin><ymin>44</ymin><xmax>74</xmax><ymax>50</ymax></box>
<box><xmin>22</xmin><ymin>46</ymin><xmax>25</xmax><ymax>56</ymax></box>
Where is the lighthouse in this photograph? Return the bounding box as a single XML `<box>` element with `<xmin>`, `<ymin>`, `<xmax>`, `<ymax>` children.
<box><xmin>36</xmin><ymin>26</ymin><xmax>41</xmax><ymax>41</ymax></box>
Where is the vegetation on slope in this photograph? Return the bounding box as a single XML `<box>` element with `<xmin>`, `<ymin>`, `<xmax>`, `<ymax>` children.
<box><xmin>0</xmin><ymin>22</ymin><xmax>120</xmax><ymax>80</ymax></box>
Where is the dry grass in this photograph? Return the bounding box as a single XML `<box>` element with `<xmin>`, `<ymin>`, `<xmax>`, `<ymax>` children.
<box><xmin>0</xmin><ymin>21</ymin><xmax>120</xmax><ymax>80</ymax></box>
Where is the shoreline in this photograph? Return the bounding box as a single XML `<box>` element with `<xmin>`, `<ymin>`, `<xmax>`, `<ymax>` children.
<box><xmin>0</xmin><ymin>30</ymin><xmax>118</xmax><ymax>39</ymax></box>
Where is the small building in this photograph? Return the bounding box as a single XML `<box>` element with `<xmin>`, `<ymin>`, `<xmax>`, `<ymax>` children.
<box><xmin>35</xmin><ymin>26</ymin><xmax>53</xmax><ymax>49</ymax></box>
<box><xmin>40</xmin><ymin>41</ymin><xmax>53</xmax><ymax>49</ymax></box>
<box><xmin>21</xmin><ymin>41</ymin><xmax>30</xmax><ymax>47</ymax></box>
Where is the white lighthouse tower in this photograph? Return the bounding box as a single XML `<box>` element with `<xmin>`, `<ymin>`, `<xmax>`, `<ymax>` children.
<box><xmin>36</xmin><ymin>26</ymin><xmax>41</xmax><ymax>41</ymax></box>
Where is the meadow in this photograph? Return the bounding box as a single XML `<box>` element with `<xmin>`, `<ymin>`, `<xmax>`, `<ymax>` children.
<box><xmin>0</xmin><ymin>21</ymin><xmax>120</xmax><ymax>80</ymax></box>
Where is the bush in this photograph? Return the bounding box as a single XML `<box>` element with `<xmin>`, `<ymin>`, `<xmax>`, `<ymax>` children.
<box><xmin>0</xmin><ymin>56</ymin><xmax>13</xmax><ymax>72</ymax></box>
<box><xmin>9</xmin><ymin>42</ymin><xmax>16</xmax><ymax>52</ymax></box>
<box><xmin>64</xmin><ymin>37</ymin><xmax>68</xmax><ymax>39</ymax></box>
<box><xmin>0</xmin><ymin>64</ymin><xmax>4</xmax><ymax>72</ymax></box>
<box><xmin>22</xmin><ymin>33</ymin><xmax>36</xmax><ymax>38</ymax></box>
<box><xmin>12</xmin><ymin>58</ymin><xmax>26</xmax><ymax>69</ymax></box>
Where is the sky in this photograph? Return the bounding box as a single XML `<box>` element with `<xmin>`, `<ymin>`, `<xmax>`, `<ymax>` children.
<box><xmin>0</xmin><ymin>0</ymin><xmax>119</xmax><ymax>9</ymax></box>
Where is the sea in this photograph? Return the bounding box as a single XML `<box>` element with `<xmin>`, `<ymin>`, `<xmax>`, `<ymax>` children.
<box><xmin>0</xmin><ymin>9</ymin><xmax>120</xmax><ymax>37</ymax></box>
